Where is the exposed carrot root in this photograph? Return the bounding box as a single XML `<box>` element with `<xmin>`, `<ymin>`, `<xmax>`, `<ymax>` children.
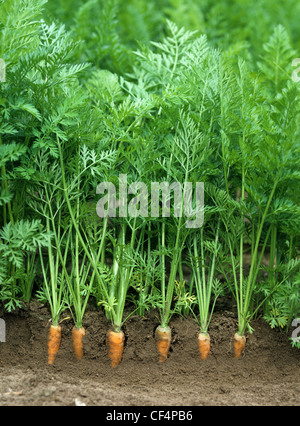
<box><xmin>48</xmin><ymin>325</ymin><xmax>62</xmax><ymax>365</ymax></box>
<box><xmin>72</xmin><ymin>326</ymin><xmax>86</xmax><ymax>360</ymax></box>
<box><xmin>198</xmin><ymin>332</ymin><xmax>211</xmax><ymax>360</ymax></box>
<box><xmin>155</xmin><ymin>325</ymin><xmax>171</xmax><ymax>363</ymax></box>
<box><xmin>107</xmin><ymin>330</ymin><xmax>125</xmax><ymax>367</ymax></box>
<box><xmin>233</xmin><ymin>332</ymin><xmax>246</xmax><ymax>359</ymax></box>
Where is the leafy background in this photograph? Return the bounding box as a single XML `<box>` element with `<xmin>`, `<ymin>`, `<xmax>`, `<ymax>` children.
<box><xmin>0</xmin><ymin>0</ymin><xmax>299</xmax><ymax>347</ymax></box>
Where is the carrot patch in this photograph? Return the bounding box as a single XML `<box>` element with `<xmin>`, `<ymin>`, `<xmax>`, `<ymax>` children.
<box><xmin>198</xmin><ymin>332</ymin><xmax>210</xmax><ymax>360</ymax></box>
<box><xmin>107</xmin><ymin>330</ymin><xmax>125</xmax><ymax>367</ymax></box>
<box><xmin>48</xmin><ymin>325</ymin><xmax>62</xmax><ymax>365</ymax></box>
<box><xmin>233</xmin><ymin>332</ymin><xmax>246</xmax><ymax>359</ymax></box>
<box><xmin>72</xmin><ymin>326</ymin><xmax>86</xmax><ymax>360</ymax></box>
<box><xmin>155</xmin><ymin>325</ymin><xmax>171</xmax><ymax>363</ymax></box>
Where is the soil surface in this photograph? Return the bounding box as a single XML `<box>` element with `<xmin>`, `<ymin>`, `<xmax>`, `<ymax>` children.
<box><xmin>0</xmin><ymin>301</ymin><xmax>299</xmax><ymax>406</ymax></box>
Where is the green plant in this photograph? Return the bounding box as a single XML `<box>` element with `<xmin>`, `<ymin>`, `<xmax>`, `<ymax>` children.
<box><xmin>0</xmin><ymin>219</ymin><xmax>50</xmax><ymax>311</ymax></box>
<box><xmin>1</xmin><ymin>0</ymin><xmax>300</xmax><ymax>366</ymax></box>
<box><xmin>217</xmin><ymin>28</ymin><xmax>300</xmax><ymax>353</ymax></box>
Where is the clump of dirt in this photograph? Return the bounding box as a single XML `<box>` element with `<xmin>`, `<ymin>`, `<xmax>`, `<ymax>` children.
<box><xmin>0</xmin><ymin>302</ymin><xmax>299</xmax><ymax>406</ymax></box>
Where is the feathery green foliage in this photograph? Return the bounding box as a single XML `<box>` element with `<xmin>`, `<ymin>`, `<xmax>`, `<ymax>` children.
<box><xmin>0</xmin><ymin>0</ymin><xmax>299</xmax><ymax>351</ymax></box>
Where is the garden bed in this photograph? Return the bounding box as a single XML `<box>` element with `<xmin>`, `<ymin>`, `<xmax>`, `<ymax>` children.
<box><xmin>0</xmin><ymin>302</ymin><xmax>299</xmax><ymax>406</ymax></box>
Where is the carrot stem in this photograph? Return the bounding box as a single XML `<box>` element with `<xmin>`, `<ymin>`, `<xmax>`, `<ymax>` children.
<box><xmin>198</xmin><ymin>332</ymin><xmax>210</xmax><ymax>360</ymax></box>
<box><xmin>107</xmin><ymin>330</ymin><xmax>125</xmax><ymax>367</ymax></box>
<box><xmin>233</xmin><ymin>332</ymin><xmax>246</xmax><ymax>359</ymax></box>
<box><xmin>155</xmin><ymin>325</ymin><xmax>171</xmax><ymax>363</ymax></box>
<box><xmin>48</xmin><ymin>325</ymin><xmax>62</xmax><ymax>365</ymax></box>
<box><xmin>72</xmin><ymin>326</ymin><xmax>86</xmax><ymax>360</ymax></box>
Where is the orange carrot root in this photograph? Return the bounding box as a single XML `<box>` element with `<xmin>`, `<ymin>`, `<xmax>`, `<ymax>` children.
<box><xmin>155</xmin><ymin>325</ymin><xmax>171</xmax><ymax>363</ymax></box>
<box><xmin>198</xmin><ymin>332</ymin><xmax>211</xmax><ymax>360</ymax></box>
<box><xmin>233</xmin><ymin>332</ymin><xmax>246</xmax><ymax>359</ymax></box>
<box><xmin>48</xmin><ymin>325</ymin><xmax>62</xmax><ymax>365</ymax></box>
<box><xmin>72</xmin><ymin>326</ymin><xmax>86</xmax><ymax>360</ymax></box>
<box><xmin>107</xmin><ymin>330</ymin><xmax>125</xmax><ymax>367</ymax></box>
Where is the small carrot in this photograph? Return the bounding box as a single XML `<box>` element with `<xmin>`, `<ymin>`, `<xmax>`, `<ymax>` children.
<box><xmin>72</xmin><ymin>326</ymin><xmax>86</xmax><ymax>360</ymax></box>
<box><xmin>233</xmin><ymin>332</ymin><xmax>246</xmax><ymax>358</ymax></box>
<box><xmin>48</xmin><ymin>324</ymin><xmax>62</xmax><ymax>365</ymax></box>
<box><xmin>198</xmin><ymin>332</ymin><xmax>210</xmax><ymax>360</ymax></box>
<box><xmin>107</xmin><ymin>330</ymin><xmax>125</xmax><ymax>367</ymax></box>
<box><xmin>155</xmin><ymin>325</ymin><xmax>171</xmax><ymax>363</ymax></box>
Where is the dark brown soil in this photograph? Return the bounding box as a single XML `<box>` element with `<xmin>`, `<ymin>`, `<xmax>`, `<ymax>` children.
<box><xmin>0</xmin><ymin>301</ymin><xmax>299</xmax><ymax>406</ymax></box>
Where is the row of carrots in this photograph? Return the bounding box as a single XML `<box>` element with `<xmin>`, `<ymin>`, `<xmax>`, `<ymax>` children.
<box><xmin>48</xmin><ymin>325</ymin><xmax>246</xmax><ymax>366</ymax></box>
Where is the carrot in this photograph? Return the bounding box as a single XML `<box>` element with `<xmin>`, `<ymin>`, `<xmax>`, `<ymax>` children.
<box><xmin>72</xmin><ymin>326</ymin><xmax>86</xmax><ymax>360</ymax></box>
<box><xmin>233</xmin><ymin>332</ymin><xmax>246</xmax><ymax>358</ymax></box>
<box><xmin>48</xmin><ymin>324</ymin><xmax>62</xmax><ymax>365</ymax></box>
<box><xmin>198</xmin><ymin>332</ymin><xmax>210</xmax><ymax>360</ymax></box>
<box><xmin>155</xmin><ymin>325</ymin><xmax>171</xmax><ymax>363</ymax></box>
<box><xmin>107</xmin><ymin>330</ymin><xmax>125</xmax><ymax>367</ymax></box>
